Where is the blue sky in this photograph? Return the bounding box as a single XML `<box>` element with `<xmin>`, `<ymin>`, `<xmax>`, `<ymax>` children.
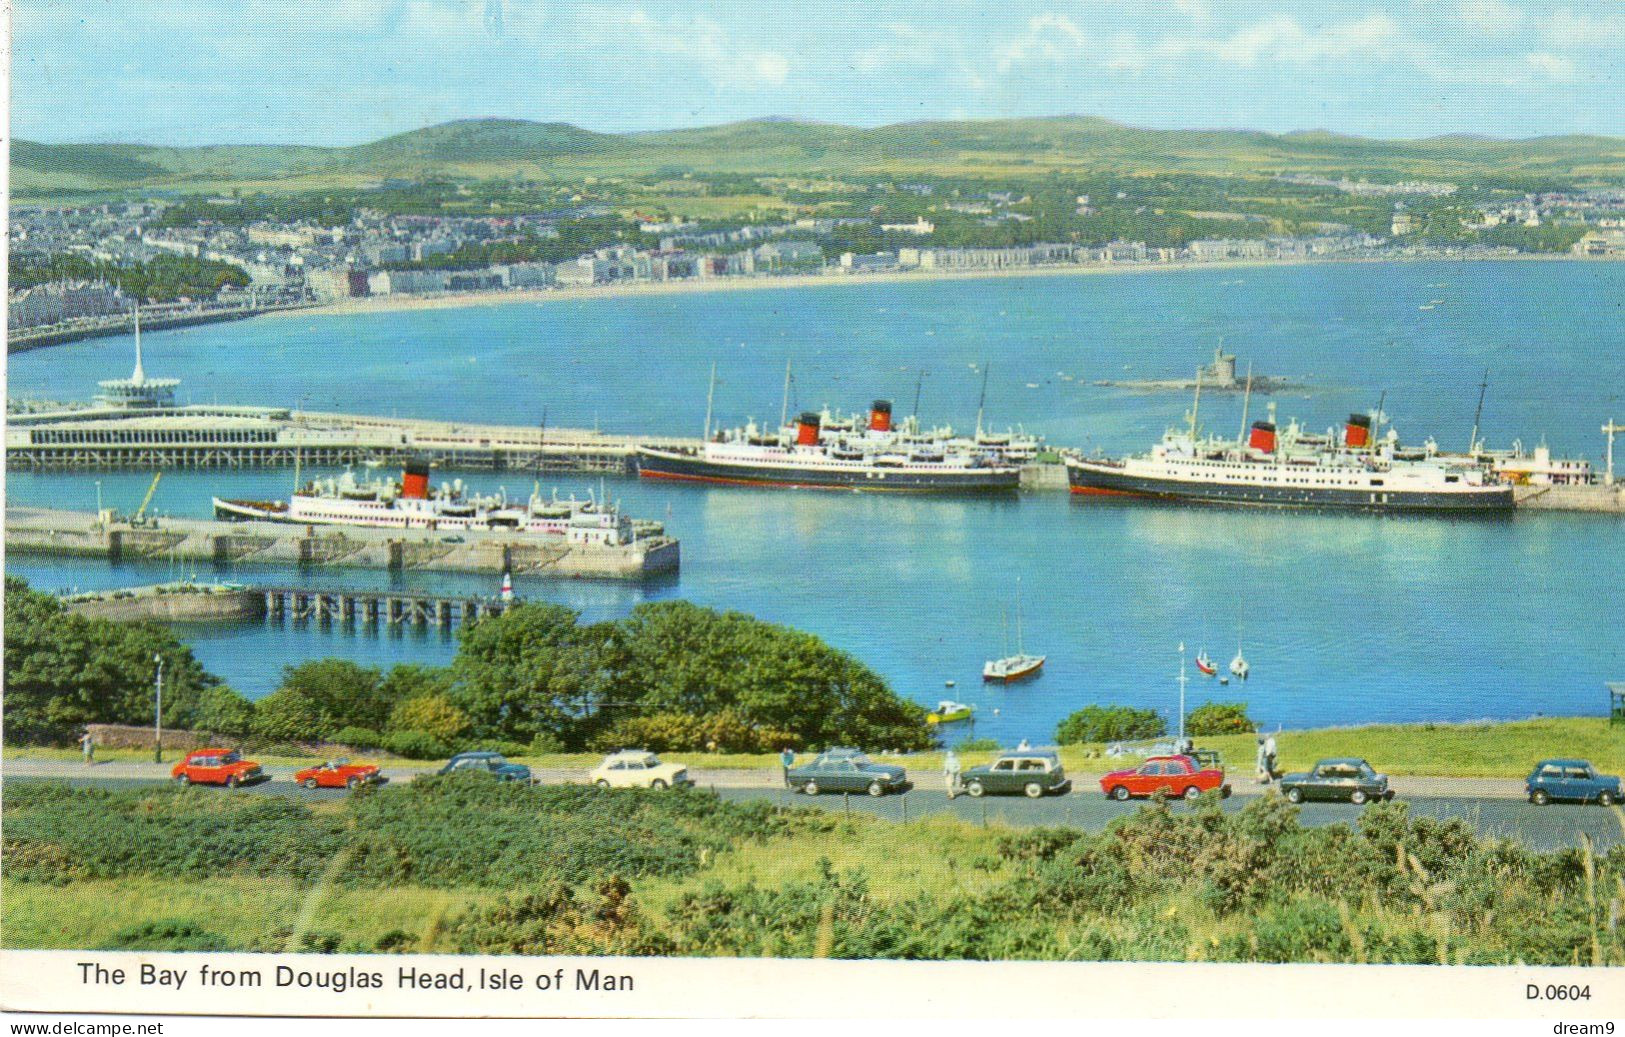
<box><xmin>13</xmin><ymin>0</ymin><xmax>1623</xmax><ymax>145</ymax></box>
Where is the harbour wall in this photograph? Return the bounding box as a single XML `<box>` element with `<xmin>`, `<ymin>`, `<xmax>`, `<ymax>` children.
<box><xmin>66</xmin><ymin>584</ymin><xmax>267</xmax><ymax>623</ymax></box>
<box><xmin>1513</xmin><ymin>483</ymin><xmax>1625</xmax><ymax>513</ymax></box>
<box><xmin>6</xmin><ymin>508</ymin><xmax>681</xmax><ymax>581</ymax></box>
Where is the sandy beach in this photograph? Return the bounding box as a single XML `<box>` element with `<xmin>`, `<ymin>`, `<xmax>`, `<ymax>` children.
<box><xmin>268</xmin><ymin>253</ymin><xmax>1590</xmax><ymax>322</ymax></box>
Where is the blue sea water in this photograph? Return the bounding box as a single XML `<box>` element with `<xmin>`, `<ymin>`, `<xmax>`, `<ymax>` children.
<box><xmin>7</xmin><ymin>260</ymin><xmax>1624</xmax><ymax>744</ymax></box>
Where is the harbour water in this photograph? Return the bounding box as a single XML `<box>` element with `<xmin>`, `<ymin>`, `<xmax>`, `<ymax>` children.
<box><xmin>8</xmin><ymin>260</ymin><xmax>1624</xmax><ymax>744</ymax></box>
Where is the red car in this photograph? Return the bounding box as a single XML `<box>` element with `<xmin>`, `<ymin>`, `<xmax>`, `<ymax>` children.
<box><xmin>293</xmin><ymin>759</ymin><xmax>386</xmax><ymax>790</ymax></box>
<box><xmin>171</xmin><ymin>748</ymin><xmax>264</xmax><ymax>787</ymax></box>
<box><xmin>1100</xmin><ymin>754</ymin><xmax>1230</xmax><ymax>802</ymax></box>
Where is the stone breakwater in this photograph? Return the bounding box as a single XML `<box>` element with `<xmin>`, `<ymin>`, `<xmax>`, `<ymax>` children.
<box><xmin>5</xmin><ymin>508</ymin><xmax>680</xmax><ymax>581</ymax></box>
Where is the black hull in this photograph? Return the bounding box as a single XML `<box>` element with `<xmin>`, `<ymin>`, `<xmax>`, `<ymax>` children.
<box><xmin>1066</xmin><ymin>462</ymin><xmax>1514</xmax><ymax>513</ymax></box>
<box><xmin>637</xmin><ymin>449</ymin><xmax>1019</xmax><ymax>494</ymax></box>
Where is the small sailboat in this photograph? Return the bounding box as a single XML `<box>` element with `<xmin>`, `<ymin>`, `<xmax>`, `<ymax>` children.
<box><xmin>926</xmin><ymin>700</ymin><xmax>975</xmax><ymax>725</ymax></box>
<box><xmin>983</xmin><ymin>581</ymin><xmax>1045</xmax><ymax>683</ymax></box>
<box><xmin>1195</xmin><ymin>649</ymin><xmax>1217</xmax><ymax>677</ymax></box>
<box><xmin>1229</xmin><ymin>643</ymin><xmax>1250</xmax><ymax>681</ymax></box>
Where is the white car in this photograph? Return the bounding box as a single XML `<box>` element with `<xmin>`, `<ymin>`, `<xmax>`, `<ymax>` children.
<box><xmin>588</xmin><ymin>750</ymin><xmax>693</xmax><ymax>790</ymax></box>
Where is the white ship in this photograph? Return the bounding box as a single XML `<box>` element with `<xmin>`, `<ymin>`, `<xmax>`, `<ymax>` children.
<box><xmin>214</xmin><ymin>462</ymin><xmax>635</xmax><ymax>545</ymax></box>
<box><xmin>1067</xmin><ymin>392</ymin><xmax>1514</xmax><ymax>513</ymax></box>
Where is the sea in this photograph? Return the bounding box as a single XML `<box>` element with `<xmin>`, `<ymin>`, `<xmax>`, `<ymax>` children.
<box><xmin>7</xmin><ymin>259</ymin><xmax>1624</xmax><ymax>745</ymax></box>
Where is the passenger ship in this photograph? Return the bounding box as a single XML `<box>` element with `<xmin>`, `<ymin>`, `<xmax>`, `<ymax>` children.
<box><xmin>214</xmin><ymin>462</ymin><xmax>635</xmax><ymax>544</ymax></box>
<box><xmin>1066</xmin><ymin>405</ymin><xmax>1514</xmax><ymax>513</ymax></box>
<box><xmin>637</xmin><ymin>402</ymin><xmax>1020</xmax><ymax>493</ymax></box>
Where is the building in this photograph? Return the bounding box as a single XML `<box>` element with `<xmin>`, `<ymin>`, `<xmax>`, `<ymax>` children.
<box><xmin>7</xmin><ymin>281</ymin><xmax>128</xmax><ymax>329</ymax></box>
<box><xmin>365</xmin><ymin>269</ymin><xmax>449</xmax><ymax>295</ymax></box>
<box><xmin>1572</xmin><ymin>230</ymin><xmax>1625</xmax><ymax>257</ymax></box>
<box><xmin>880</xmin><ymin>218</ymin><xmax>935</xmax><ymax>236</ymax></box>
<box><xmin>1391</xmin><ymin>210</ymin><xmax>1415</xmax><ymax>236</ymax></box>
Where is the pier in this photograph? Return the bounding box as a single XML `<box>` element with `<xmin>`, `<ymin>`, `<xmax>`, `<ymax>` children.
<box><xmin>261</xmin><ymin>586</ymin><xmax>511</xmax><ymax>627</ymax></box>
<box><xmin>6</xmin><ymin>507</ymin><xmax>680</xmax><ymax>581</ymax></box>
<box><xmin>61</xmin><ymin>581</ymin><xmax>516</xmax><ymax>629</ymax></box>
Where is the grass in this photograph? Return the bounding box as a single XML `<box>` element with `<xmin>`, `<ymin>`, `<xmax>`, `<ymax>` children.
<box><xmin>0</xmin><ymin>876</ymin><xmax>499</xmax><ymax>952</ymax></box>
<box><xmin>14</xmin><ymin>717</ymin><xmax>1617</xmax><ymax>780</ymax></box>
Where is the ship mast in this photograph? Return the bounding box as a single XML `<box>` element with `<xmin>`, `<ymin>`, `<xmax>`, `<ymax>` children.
<box><xmin>1469</xmin><ymin>367</ymin><xmax>1489</xmax><ymax>455</ymax></box>
<box><xmin>1236</xmin><ymin>361</ymin><xmax>1254</xmax><ymax>446</ymax></box>
<box><xmin>779</xmin><ymin>360</ymin><xmax>792</xmax><ymax>431</ymax></box>
<box><xmin>976</xmin><ymin>362</ymin><xmax>990</xmax><ymax>438</ymax></box>
<box><xmin>702</xmin><ymin>361</ymin><xmax>717</xmax><ymax>442</ymax></box>
<box><xmin>912</xmin><ymin>368</ymin><xmax>926</xmax><ymax>423</ymax></box>
<box><xmin>1188</xmin><ymin>367</ymin><xmax>1203</xmax><ymax>447</ymax></box>
<box><xmin>1371</xmin><ymin>390</ymin><xmax>1386</xmax><ymax>455</ymax></box>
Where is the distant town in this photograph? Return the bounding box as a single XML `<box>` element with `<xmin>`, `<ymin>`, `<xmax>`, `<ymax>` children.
<box><xmin>10</xmin><ymin>170</ymin><xmax>1625</xmax><ymax>349</ymax></box>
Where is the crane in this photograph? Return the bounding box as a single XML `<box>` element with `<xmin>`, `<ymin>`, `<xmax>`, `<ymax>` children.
<box><xmin>132</xmin><ymin>473</ymin><xmax>162</xmax><ymax>526</ymax></box>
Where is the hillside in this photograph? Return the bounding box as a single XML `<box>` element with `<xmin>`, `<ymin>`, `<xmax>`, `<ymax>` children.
<box><xmin>13</xmin><ymin>116</ymin><xmax>1625</xmax><ymax>198</ymax></box>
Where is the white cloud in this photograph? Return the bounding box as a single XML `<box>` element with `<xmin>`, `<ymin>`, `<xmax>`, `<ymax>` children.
<box><xmin>995</xmin><ymin>13</ymin><xmax>1089</xmax><ymax>73</ymax></box>
<box><xmin>1456</xmin><ymin>0</ymin><xmax>1525</xmax><ymax>34</ymax></box>
<box><xmin>1540</xmin><ymin>8</ymin><xmax>1625</xmax><ymax>47</ymax></box>
<box><xmin>1524</xmin><ymin>51</ymin><xmax>1577</xmax><ymax>81</ymax></box>
<box><xmin>1173</xmin><ymin>0</ymin><xmax>1212</xmax><ymax>25</ymax></box>
<box><xmin>581</xmin><ymin>9</ymin><xmax>790</xmax><ymax>90</ymax></box>
<box><xmin>853</xmin><ymin>22</ymin><xmax>953</xmax><ymax>74</ymax></box>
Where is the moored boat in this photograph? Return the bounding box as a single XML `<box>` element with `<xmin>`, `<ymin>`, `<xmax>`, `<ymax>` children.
<box><xmin>926</xmin><ymin>701</ymin><xmax>975</xmax><ymax>724</ymax></box>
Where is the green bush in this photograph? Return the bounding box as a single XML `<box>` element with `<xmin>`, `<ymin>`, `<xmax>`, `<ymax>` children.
<box><xmin>955</xmin><ymin>737</ymin><xmax>999</xmax><ymax>752</ymax></box>
<box><xmin>388</xmin><ymin>694</ymin><xmax>469</xmax><ymax>741</ymax></box>
<box><xmin>1186</xmin><ymin>702</ymin><xmax>1254</xmax><ymax>736</ymax></box>
<box><xmin>189</xmin><ymin>686</ymin><xmax>256</xmax><ymax>737</ymax></box>
<box><xmin>1055</xmin><ymin>705</ymin><xmax>1165</xmax><ymax>744</ymax></box>
<box><xmin>329</xmin><ymin>726</ymin><xmax>383</xmax><ymax>750</ymax></box>
<box><xmin>104</xmin><ymin>920</ymin><xmax>235</xmax><ymax>952</ymax></box>
<box><xmin>382</xmin><ymin>731</ymin><xmax>451</xmax><ymax>760</ymax></box>
<box><xmin>586</xmin><ymin>709</ymin><xmax>799</xmax><ymax>754</ymax></box>
<box><xmin>527</xmin><ymin>732</ymin><xmax>566</xmax><ymax>754</ymax></box>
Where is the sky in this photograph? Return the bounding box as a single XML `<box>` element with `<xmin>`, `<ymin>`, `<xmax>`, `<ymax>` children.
<box><xmin>12</xmin><ymin>0</ymin><xmax>1624</xmax><ymax>146</ymax></box>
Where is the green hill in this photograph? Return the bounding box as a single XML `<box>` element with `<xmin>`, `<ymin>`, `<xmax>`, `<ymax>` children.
<box><xmin>13</xmin><ymin>116</ymin><xmax>1624</xmax><ymax>199</ymax></box>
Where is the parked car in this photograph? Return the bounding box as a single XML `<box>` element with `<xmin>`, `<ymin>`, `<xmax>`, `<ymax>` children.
<box><xmin>788</xmin><ymin>749</ymin><xmax>907</xmax><ymax>797</ymax></box>
<box><xmin>961</xmin><ymin>749</ymin><xmax>1072</xmax><ymax>799</ymax></box>
<box><xmin>437</xmin><ymin>751</ymin><xmax>531</xmax><ymax>782</ymax></box>
<box><xmin>1526</xmin><ymin>759</ymin><xmax>1621</xmax><ymax>805</ymax></box>
<box><xmin>1279</xmin><ymin>758</ymin><xmax>1391</xmax><ymax>804</ymax></box>
<box><xmin>588</xmin><ymin>750</ymin><xmax>693</xmax><ymax>790</ymax></box>
<box><xmin>171</xmin><ymin>748</ymin><xmax>264</xmax><ymax>788</ymax></box>
<box><xmin>1099</xmin><ymin>754</ymin><xmax>1229</xmax><ymax>801</ymax></box>
<box><xmin>293</xmin><ymin>759</ymin><xmax>386</xmax><ymax>790</ymax></box>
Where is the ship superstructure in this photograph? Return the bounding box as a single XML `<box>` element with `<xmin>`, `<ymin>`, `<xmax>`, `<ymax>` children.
<box><xmin>1067</xmin><ymin>394</ymin><xmax>1514</xmax><ymax>513</ymax></box>
<box><xmin>214</xmin><ymin>462</ymin><xmax>635</xmax><ymax>544</ymax></box>
<box><xmin>638</xmin><ymin>400</ymin><xmax>1020</xmax><ymax>493</ymax></box>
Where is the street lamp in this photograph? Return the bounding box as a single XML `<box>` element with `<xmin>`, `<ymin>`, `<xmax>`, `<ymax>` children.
<box><xmin>1176</xmin><ymin>642</ymin><xmax>1189</xmax><ymax>742</ymax></box>
<box><xmin>153</xmin><ymin>654</ymin><xmax>164</xmax><ymax>764</ymax></box>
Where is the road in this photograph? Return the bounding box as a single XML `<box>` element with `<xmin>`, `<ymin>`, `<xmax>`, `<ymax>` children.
<box><xmin>7</xmin><ymin>760</ymin><xmax>1622</xmax><ymax>852</ymax></box>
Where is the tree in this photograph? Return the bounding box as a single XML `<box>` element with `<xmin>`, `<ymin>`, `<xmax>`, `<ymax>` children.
<box><xmin>251</xmin><ymin>660</ymin><xmax>387</xmax><ymax>742</ymax></box>
<box><xmin>1055</xmin><ymin>705</ymin><xmax>1165</xmax><ymax>745</ymax></box>
<box><xmin>389</xmin><ymin>695</ymin><xmax>471</xmax><ymax>741</ymax></box>
<box><xmin>450</xmin><ymin>603</ymin><xmax>606</xmax><ymax>743</ymax></box>
<box><xmin>605</xmin><ymin>601</ymin><xmax>931</xmax><ymax>751</ymax></box>
<box><xmin>1187</xmin><ymin>702</ymin><xmax>1256</xmax><ymax>736</ymax></box>
<box><xmin>185</xmin><ymin>686</ymin><xmax>256</xmax><ymax>736</ymax></box>
<box><xmin>2</xmin><ymin>578</ymin><xmax>219</xmax><ymax>743</ymax></box>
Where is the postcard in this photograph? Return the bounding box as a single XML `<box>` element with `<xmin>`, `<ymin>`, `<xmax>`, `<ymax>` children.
<box><xmin>3</xmin><ymin>0</ymin><xmax>1623</xmax><ymax>1023</ymax></box>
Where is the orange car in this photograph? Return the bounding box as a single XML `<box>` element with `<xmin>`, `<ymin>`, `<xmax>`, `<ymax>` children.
<box><xmin>293</xmin><ymin>759</ymin><xmax>385</xmax><ymax>790</ymax></box>
<box><xmin>172</xmin><ymin>748</ymin><xmax>264</xmax><ymax>787</ymax></box>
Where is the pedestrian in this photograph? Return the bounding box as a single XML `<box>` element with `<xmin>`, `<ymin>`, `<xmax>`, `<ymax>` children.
<box><xmin>780</xmin><ymin>746</ymin><xmax>796</xmax><ymax>789</ymax></box>
<box><xmin>80</xmin><ymin>729</ymin><xmax>95</xmax><ymax>766</ymax></box>
<box><xmin>1255</xmin><ymin>735</ymin><xmax>1270</xmax><ymax>785</ymax></box>
<box><xmin>944</xmin><ymin>749</ymin><xmax>962</xmax><ymax>799</ymax></box>
<box><xmin>1264</xmin><ymin>733</ymin><xmax>1278</xmax><ymax>779</ymax></box>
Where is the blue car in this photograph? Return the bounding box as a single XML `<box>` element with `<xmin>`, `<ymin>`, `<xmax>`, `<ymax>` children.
<box><xmin>1526</xmin><ymin>759</ymin><xmax>1621</xmax><ymax>806</ymax></box>
<box><xmin>438</xmin><ymin>751</ymin><xmax>532</xmax><ymax>783</ymax></box>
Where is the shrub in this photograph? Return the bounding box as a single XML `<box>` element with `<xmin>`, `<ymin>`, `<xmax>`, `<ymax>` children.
<box><xmin>382</xmin><ymin>731</ymin><xmax>452</xmax><ymax>760</ymax></box>
<box><xmin>329</xmin><ymin>726</ymin><xmax>383</xmax><ymax>750</ymax></box>
<box><xmin>388</xmin><ymin>695</ymin><xmax>469</xmax><ymax>741</ymax></box>
<box><xmin>104</xmin><ymin>920</ymin><xmax>234</xmax><ymax>952</ymax></box>
<box><xmin>1185</xmin><ymin>702</ymin><xmax>1254</xmax><ymax>736</ymax></box>
<box><xmin>587</xmin><ymin>710</ymin><xmax>799</xmax><ymax>754</ymax></box>
<box><xmin>1055</xmin><ymin>705</ymin><xmax>1165</xmax><ymax>744</ymax></box>
<box><xmin>527</xmin><ymin>732</ymin><xmax>566</xmax><ymax>754</ymax></box>
<box><xmin>955</xmin><ymin>737</ymin><xmax>999</xmax><ymax>752</ymax></box>
<box><xmin>188</xmin><ymin>686</ymin><xmax>256</xmax><ymax>737</ymax></box>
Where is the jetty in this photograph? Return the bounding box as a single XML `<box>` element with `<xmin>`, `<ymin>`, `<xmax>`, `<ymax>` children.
<box><xmin>5</xmin><ymin>508</ymin><xmax>680</xmax><ymax>581</ymax></box>
<box><xmin>60</xmin><ymin>581</ymin><xmax>518</xmax><ymax>628</ymax></box>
